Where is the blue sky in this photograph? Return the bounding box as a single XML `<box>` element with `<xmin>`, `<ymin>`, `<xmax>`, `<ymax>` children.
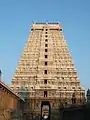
<box><xmin>0</xmin><ymin>0</ymin><xmax>90</xmax><ymax>91</ymax></box>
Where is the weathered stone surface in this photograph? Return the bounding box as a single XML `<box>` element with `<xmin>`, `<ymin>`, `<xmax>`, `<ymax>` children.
<box><xmin>11</xmin><ymin>23</ymin><xmax>85</xmax><ymax>115</ymax></box>
<box><xmin>0</xmin><ymin>81</ymin><xmax>24</xmax><ymax>120</ymax></box>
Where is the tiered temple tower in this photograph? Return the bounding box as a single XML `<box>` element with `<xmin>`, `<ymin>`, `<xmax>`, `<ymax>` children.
<box><xmin>11</xmin><ymin>23</ymin><xmax>85</xmax><ymax>115</ymax></box>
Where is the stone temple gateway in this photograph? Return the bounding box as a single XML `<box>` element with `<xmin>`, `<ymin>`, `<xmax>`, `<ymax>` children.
<box><xmin>11</xmin><ymin>23</ymin><xmax>85</xmax><ymax>116</ymax></box>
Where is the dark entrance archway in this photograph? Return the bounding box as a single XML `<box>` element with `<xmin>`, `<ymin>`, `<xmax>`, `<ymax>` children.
<box><xmin>41</xmin><ymin>101</ymin><xmax>51</xmax><ymax>120</ymax></box>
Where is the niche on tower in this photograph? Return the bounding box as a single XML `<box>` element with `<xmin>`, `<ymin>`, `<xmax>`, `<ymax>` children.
<box><xmin>44</xmin><ymin>91</ymin><xmax>47</xmax><ymax>97</ymax></box>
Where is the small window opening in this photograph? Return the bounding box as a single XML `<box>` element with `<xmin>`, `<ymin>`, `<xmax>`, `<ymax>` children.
<box><xmin>44</xmin><ymin>80</ymin><xmax>47</xmax><ymax>84</ymax></box>
<box><xmin>45</xmin><ymin>49</ymin><xmax>48</xmax><ymax>52</ymax></box>
<box><xmin>45</xmin><ymin>39</ymin><xmax>48</xmax><ymax>42</ymax></box>
<box><xmin>44</xmin><ymin>91</ymin><xmax>47</xmax><ymax>97</ymax></box>
<box><xmin>44</xmin><ymin>70</ymin><xmax>47</xmax><ymax>74</ymax></box>
<box><xmin>45</xmin><ymin>44</ymin><xmax>48</xmax><ymax>47</ymax></box>
<box><xmin>45</xmin><ymin>62</ymin><xmax>48</xmax><ymax>66</ymax></box>
<box><xmin>45</xmin><ymin>55</ymin><xmax>48</xmax><ymax>58</ymax></box>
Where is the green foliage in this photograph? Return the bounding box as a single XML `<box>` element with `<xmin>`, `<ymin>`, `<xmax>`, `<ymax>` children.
<box><xmin>18</xmin><ymin>87</ymin><xmax>29</xmax><ymax>99</ymax></box>
<box><xmin>86</xmin><ymin>89</ymin><xmax>90</xmax><ymax>101</ymax></box>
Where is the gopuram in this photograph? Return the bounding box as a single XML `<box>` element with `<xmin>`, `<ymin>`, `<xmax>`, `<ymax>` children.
<box><xmin>10</xmin><ymin>23</ymin><xmax>85</xmax><ymax>116</ymax></box>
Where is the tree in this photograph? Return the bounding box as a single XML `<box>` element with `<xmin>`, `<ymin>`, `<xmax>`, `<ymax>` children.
<box><xmin>86</xmin><ymin>89</ymin><xmax>90</xmax><ymax>102</ymax></box>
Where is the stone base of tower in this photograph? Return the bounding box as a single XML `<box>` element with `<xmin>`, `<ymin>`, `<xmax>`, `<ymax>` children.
<box><xmin>23</xmin><ymin>98</ymin><xmax>60</xmax><ymax>120</ymax></box>
<box><xmin>23</xmin><ymin>97</ymin><xmax>84</xmax><ymax>120</ymax></box>
<box><xmin>23</xmin><ymin>98</ymin><xmax>60</xmax><ymax>115</ymax></box>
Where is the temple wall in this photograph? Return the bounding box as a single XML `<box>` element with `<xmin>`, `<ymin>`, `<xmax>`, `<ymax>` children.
<box><xmin>0</xmin><ymin>82</ymin><xmax>24</xmax><ymax>120</ymax></box>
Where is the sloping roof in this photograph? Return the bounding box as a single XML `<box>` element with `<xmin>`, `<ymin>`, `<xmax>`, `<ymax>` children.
<box><xmin>0</xmin><ymin>80</ymin><xmax>24</xmax><ymax>101</ymax></box>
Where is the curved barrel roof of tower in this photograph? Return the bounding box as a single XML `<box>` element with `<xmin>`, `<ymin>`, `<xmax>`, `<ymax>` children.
<box><xmin>32</xmin><ymin>22</ymin><xmax>61</xmax><ymax>30</ymax></box>
<box><xmin>35</xmin><ymin>22</ymin><xmax>59</xmax><ymax>24</ymax></box>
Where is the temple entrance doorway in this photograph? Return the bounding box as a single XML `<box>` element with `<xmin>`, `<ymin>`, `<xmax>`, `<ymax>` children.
<box><xmin>41</xmin><ymin>101</ymin><xmax>51</xmax><ymax>120</ymax></box>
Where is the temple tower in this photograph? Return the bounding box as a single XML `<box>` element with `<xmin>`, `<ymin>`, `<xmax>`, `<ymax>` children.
<box><xmin>11</xmin><ymin>23</ymin><xmax>85</xmax><ymax>115</ymax></box>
